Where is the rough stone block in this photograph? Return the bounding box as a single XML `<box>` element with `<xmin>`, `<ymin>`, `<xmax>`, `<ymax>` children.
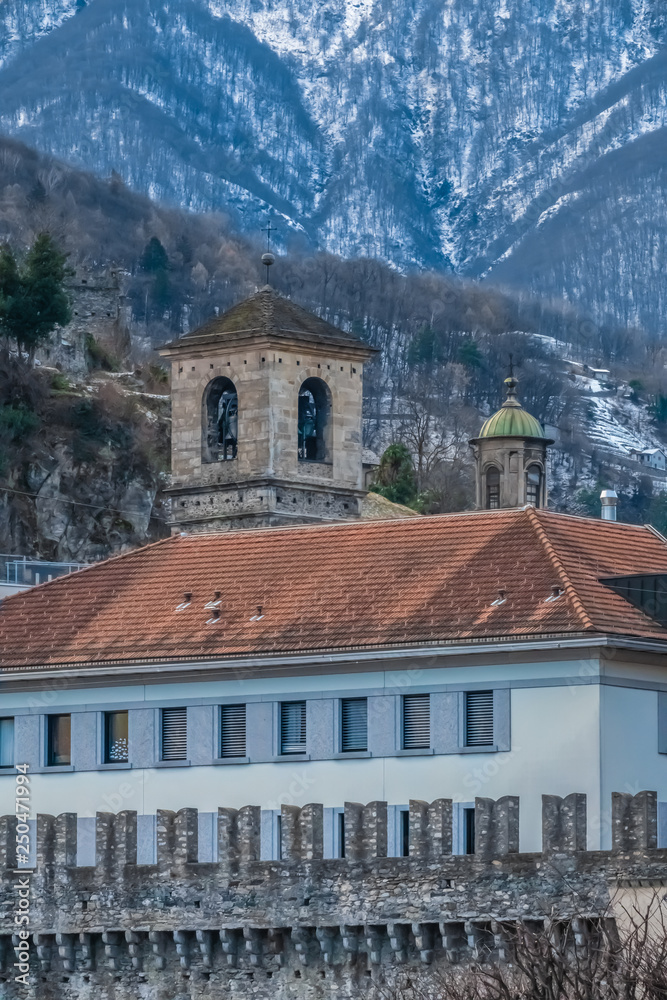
<box><xmin>0</xmin><ymin>814</ymin><xmax>17</xmax><ymax>869</ymax></box>
<box><xmin>344</xmin><ymin>801</ymin><xmax>387</xmax><ymax>860</ymax></box>
<box><xmin>475</xmin><ymin>796</ymin><xmax>519</xmax><ymax>857</ymax></box>
<box><xmin>281</xmin><ymin>803</ymin><xmax>323</xmax><ymax>860</ymax></box>
<box><xmin>56</xmin><ymin>813</ymin><xmax>77</xmax><ymax>868</ymax></box>
<box><xmin>612</xmin><ymin>791</ymin><xmax>657</xmax><ymax>850</ymax></box>
<box><xmin>409</xmin><ymin>799</ymin><xmax>453</xmax><ymax>858</ymax></box>
<box><xmin>218</xmin><ymin>805</ymin><xmax>261</xmax><ymax>863</ymax></box>
<box><xmin>542</xmin><ymin>794</ymin><xmax>587</xmax><ymax>852</ymax></box>
<box><xmin>96</xmin><ymin>811</ymin><xmax>142</xmax><ymax>871</ymax></box>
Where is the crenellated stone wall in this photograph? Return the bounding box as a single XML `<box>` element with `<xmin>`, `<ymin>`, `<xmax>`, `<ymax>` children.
<box><xmin>0</xmin><ymin>792</ymin><xmax>664</xmax><ymax>999</ymax></box>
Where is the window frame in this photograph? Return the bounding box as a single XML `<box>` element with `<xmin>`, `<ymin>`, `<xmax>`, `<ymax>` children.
<box><xmin>219</xmin><ymin>703</ymin><xmax>247</xmax><ymax>759</ymax></box>
<box><xmin>0</xmin><ymin>717</ymin><xmax>15</xmax><ymax>769</ymax></box>
<box><xmin>526</xmin><ymin>464</ymin><xmax>542</xmax><ymax>507</ymax></box>
<box><xmin>340</xmin><ymin>697</ymin><xmax>368</xmax><ymax>753</ymax></box>
<box><xmin>279</xmin><ymin>700</ymin><xmax>307</xmax><ymax>756</ymax></box>
<box><xmin>485</xmin><ymin>466</ymin><xmax>501</xmax><ymax>509</ymax></box>
<box><xmin>464</xmin><ymin>690</ymin><xmax>495</xmax><ymax>748</ymax></box>
<box><xmin>160</xmin><ymin>707</ymin><xmax>188</xmax><ymax>762</ymax></box>
<box><xmin>297</xmin><ymin>377</ymin><xmax>333</xmax><ymax>463</ymax></box>
<box><xmin>46</xmin><ymin>713</ymin><xmax>72</xmax><ymax>767</ymax></box>
<box><xmin>103</xmin><ymin>710</ymin><xmax>129</xmax><ymax>764</ymax></box>
<box><xmin>399</xmin><ymin>808</ymin><xmax>410</xmax><ymax>857</ymax></box>
<box><xmin>401</xmin><ymin>693</ymin><xmax>431</xmax><ymax>751</ymax></box>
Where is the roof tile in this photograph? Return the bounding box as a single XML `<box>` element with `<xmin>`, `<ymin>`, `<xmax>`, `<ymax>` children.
<box><xmin>1</xmin><ymin>508</ymin><xmax>667</xmax><ymax>671</ymax></box>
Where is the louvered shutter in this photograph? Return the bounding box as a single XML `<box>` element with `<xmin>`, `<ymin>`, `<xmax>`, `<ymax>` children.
<box><xmin>341</xmin><ymin>698</ymin><xmax>367</xmax><ymax>752</ymax></box>
<box><xmin>465</xmin><ymin>691</ymin><xmax>494</xmax><ymax>747</ymax></box>
<box><xmin>161</xmin><ymin>707</ymin><xmax>187</xmax><ymax>761</ymax></box>
<box><xmin>220</xmin><ymin>704</ymin><xmax>246</xmax><ymax>757</ymax></box>
<box><xmin>402</xmin><ymin>694</ymin><xmax>430</xmax><ymax>749</ymax></box>
<box><xmin>280</xmin><ymin>701</ymin><xmax>306</xmax><ymax>754</ymax></box>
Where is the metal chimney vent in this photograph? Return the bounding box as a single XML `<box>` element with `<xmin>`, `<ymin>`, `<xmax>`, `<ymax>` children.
<box><xmin>600</xmin><ymin>489</ymin><xmax>618</xmax><ymax>521</ymax></box>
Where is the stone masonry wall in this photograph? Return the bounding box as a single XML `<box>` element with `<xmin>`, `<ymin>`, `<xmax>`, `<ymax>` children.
<box><xmin>0</xmin><ymin>792</ymin><xmax>664</xmax><ymax>1000</ymax></box>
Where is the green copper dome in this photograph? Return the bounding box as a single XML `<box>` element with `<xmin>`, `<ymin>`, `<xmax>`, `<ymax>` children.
<box><xmin>478</xmin><ymin>376</ymin><xmax>546</xmax><ymax>440</ymax></box>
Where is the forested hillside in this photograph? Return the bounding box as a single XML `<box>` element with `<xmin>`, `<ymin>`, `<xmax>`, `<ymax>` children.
<box><xmin>0</xmin><ymin>0</ymin><xmax>666</xmax><ymax>336</ymax></box>
<box><xmin>2</xmin><ymin>136</ymin><xmax>667</xmax><ymax>560</ymax></box>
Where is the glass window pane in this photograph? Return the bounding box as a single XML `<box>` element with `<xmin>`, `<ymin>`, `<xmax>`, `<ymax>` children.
<box><xmin>105</xmin><ymin>711</ymin><xmax>129</xmax><ymax>763</ymax></box>
<box><xmin>48</xmin><ymin>714</ymin><xmax>71</xmax><ymax>766</ymax></box>
<box><xmin>280</xmin><ymin>701</ymin><xmax>306</xmax><ymax>754</ymax></box>
<box><xmin>0</xmin><ymin>718</ymin><xmax>14</xmax><ymax>767</ymax></box>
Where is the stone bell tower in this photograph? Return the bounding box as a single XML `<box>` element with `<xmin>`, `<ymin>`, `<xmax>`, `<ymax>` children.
<box><xmin>159</xmin><ymin>285</ymin><xmax>377</xmax><ymax>532</ymax></box>
<box><xmin>469</xmin><ymin>374</ymin><xmax>553</xmax><ymax>510</ymax></box>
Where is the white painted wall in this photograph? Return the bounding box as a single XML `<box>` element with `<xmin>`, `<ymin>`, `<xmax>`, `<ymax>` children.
<box><xmin>0</xmin><ymin>660</ymin><xmax>616</xmax><ymax>851</ymax></box>
<box><xmin>1</xmin><ymin>654</ymin><xmax>664</xmax><ymax>853</ymax></box>
<box><xmin>600</xmin><ymin>685</ymin><xmax>667</xmax><ymax>849</ymax></box>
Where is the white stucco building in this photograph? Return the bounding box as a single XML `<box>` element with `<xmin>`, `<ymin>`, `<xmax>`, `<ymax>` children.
<box><xmin>1</xmin><ymin>288</ymin><xmax>667</xmax><ymax>862</ymax></box>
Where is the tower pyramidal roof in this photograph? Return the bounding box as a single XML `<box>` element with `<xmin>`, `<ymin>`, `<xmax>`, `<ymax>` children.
<box><xmin>161</xmin><ymin>285</ymin><xmax>377</xmax><ymax>359</ymax></box>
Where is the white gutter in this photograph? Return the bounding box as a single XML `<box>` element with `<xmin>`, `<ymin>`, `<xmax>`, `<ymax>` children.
<box><xmin>1</xmin><ymin>634</ymin><xmax>665</xmax><ymax>684</ymax></box>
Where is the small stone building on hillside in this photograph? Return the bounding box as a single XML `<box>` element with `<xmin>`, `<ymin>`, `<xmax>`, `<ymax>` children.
<box><xmin>36</xmin><ymin>266</ymin><xmax>130</xmax><ymax>375</ymax></box>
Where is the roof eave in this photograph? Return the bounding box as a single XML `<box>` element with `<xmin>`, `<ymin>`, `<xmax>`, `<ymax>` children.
<box><xmin>470</xmin><ymin>434</ymin><xmax>555</xmax><ymax>445</ymax></box>
<box><xmin>3</xmin><ymin>631</ymin><xmax>667</xmax><ymax>683</ymax></box>
<box><xmin>159</xmin><ymin>328</ymin><xmax>378</xmax><ymax>361</ymax></box>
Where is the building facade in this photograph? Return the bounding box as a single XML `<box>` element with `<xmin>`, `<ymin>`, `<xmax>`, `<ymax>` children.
<box><xmin>2</xmin><ymin>507</ymin><xmax>667</xmax><ymax>857</ymax></box>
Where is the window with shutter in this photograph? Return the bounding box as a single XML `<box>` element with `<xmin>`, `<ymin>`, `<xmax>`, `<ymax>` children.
<box><xmin>340</xmin><ymin>698</ymin><xmax>367</xmax><ymax>752</ymax></box>
<box><xmin>465</xmin><ymin>691</ymin><xmax>494</xmax><ymax>747</ymax></box>
<box><xmin>220</xmin><ymin>704</ymin><xmax>246</xmax><ymax>757</ymax></box>
<box><xmin>0</xmin><ymin>718</ymin><xmax>14</xmax><ymax>768</ymax></box>
<box><xmin>280</xmin><ymin>701</ymin><xmax>306</xmax><ymax>755</ymax></box>
<box><xmin>402</xmin><ymin>694</ymin><xmax>430</xmax><ymax>750</ymax></box>
<box><xmin>161</xmin><ymin>707</ymin><xmax>187</xmax><ymax>761</ymax></box>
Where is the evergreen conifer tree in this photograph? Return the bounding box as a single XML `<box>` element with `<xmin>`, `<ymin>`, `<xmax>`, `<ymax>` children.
<box><xmin>370</xmin><ymin>443</ymin><xmax>418</xmax><ymax>506</ymax></box>
<box><xmin>0</xmin><ymin>234</ymin><xmax>71</xmax><ymax>362</ymax></box>
<box><xmin>141</xmin><ymin>237</ymin><xmax>169</xmax><ymax>273</ymax></box>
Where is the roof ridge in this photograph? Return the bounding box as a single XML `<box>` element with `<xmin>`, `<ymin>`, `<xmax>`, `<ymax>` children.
<box><xmin>178</xmin><ymin>506</ymin><xmax>528</xmax><ymax>541</ymax></box>
<box><xmin>525</xmin><ymin>506</ymin><xmax>596</xmax><ymax>631</ymax></box>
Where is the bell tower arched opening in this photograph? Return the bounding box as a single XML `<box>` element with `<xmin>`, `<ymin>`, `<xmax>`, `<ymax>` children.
<box><xmin>203</xmin><ymin>377</ymin><xmax>238</xmax><ymax>464</ymax></box>
<box><xmin>298</xmin><ymin>378</ymin><xmax>332</xmax><ymax>463</ymax></box>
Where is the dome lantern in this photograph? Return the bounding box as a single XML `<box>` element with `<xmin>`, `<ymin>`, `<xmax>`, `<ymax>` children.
<box><xmin>470</xmin><ymin>371</ymin><xmax>554</xmax><ymax>510</ymax></box>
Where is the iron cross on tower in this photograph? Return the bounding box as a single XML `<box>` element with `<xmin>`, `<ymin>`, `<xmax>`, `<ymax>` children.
<box><xmin>261</xmin><ymin>221</ymin><xmax>276</xmax><ymax>284</ymax></box>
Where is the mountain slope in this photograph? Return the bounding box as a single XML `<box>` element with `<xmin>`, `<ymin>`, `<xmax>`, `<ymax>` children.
<box><xmin>1</xmin><ymin>0</ymin><xmax>667</xmax><ymax>333</ymax></box>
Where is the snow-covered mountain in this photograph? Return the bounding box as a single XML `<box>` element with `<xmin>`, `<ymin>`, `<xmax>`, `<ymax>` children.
<box><xmin>0</xmin><ymin>0</ymin><xmax>666</xmax><ymax>333</ymax></box>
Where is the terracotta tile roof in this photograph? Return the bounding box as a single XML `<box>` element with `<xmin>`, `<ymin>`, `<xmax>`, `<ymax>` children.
<box><xmin>2</xmin><ymin>507</ymin><xmax>667</xmax><ymax>671</ymax></box>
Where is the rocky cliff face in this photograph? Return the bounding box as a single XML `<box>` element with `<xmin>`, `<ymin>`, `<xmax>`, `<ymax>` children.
<box><xmin>0</xmin><ymin>366</ymin><xmax>170</xmax><ymax>562</ymax></box>
<box><xmin>0</xmin><ymin>0</ymin><xmax>665</xmax><ymax>334</ymax></box>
